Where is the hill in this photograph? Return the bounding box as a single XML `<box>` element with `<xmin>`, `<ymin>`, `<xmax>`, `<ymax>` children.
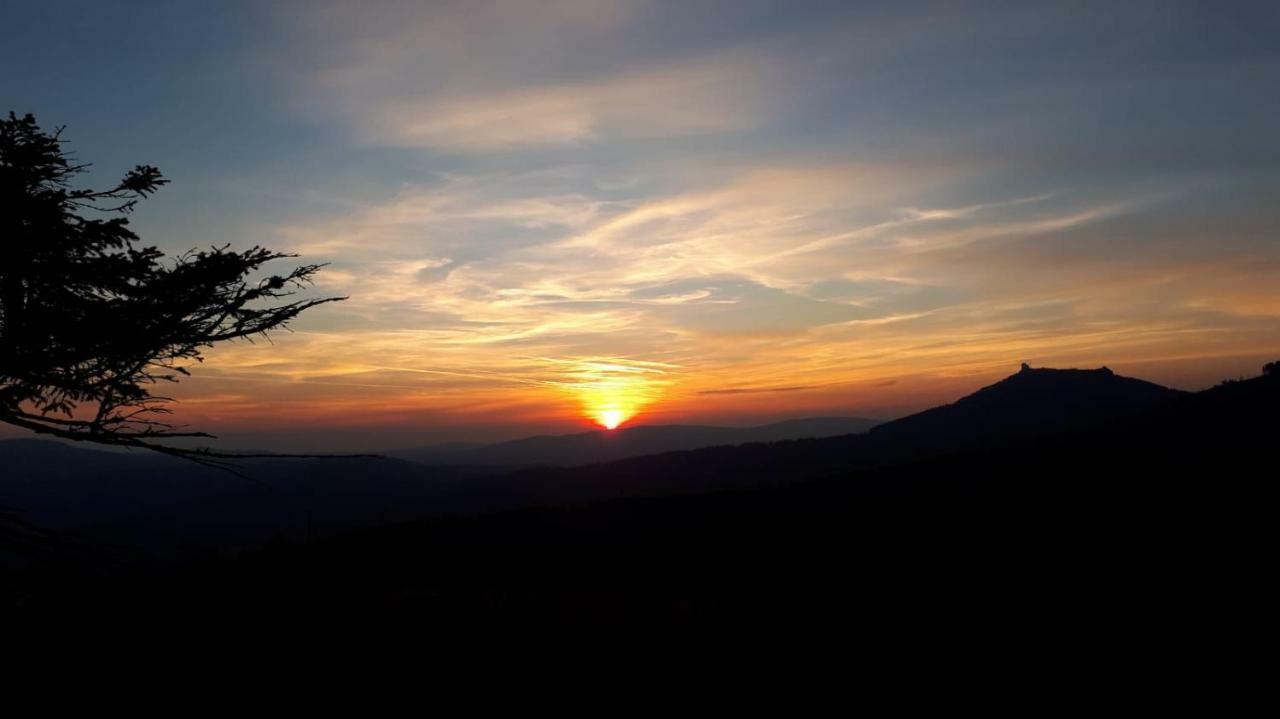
<box><xmin>869</xmin><ymin>363</ymin><xmax>1184</xmax><ymax>448</ymax></box>
<box><xmin>0</xmin><ymin>440</ymin><xmax>465</xmax><ymax>557</ymax></box>
<box><xmin>387</xmin><ymin>416</ymin><xmax>881</xmax><ymax>468</ymax></box>
<box><xmin>12</xmin><ymin>362</ymin><xmax>1270</xmax><ymax>620</ymax></box>
<box><xmin>482</xmin><ymin>364</ymin><xmax>1189</xmax><ymax>502</ymax></box>
<box><xmin>0</xmin><ymin>365</ymin><xmax>1191</xmax><ymax>554</ymax></box>
<box><xmin>0</xmin><ymin>417</ymin><xmax>879</xmax><ymax>556</ymax></box>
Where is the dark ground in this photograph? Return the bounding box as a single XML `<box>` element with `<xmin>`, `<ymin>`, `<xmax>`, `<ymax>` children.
<box><xmin>2</xmin><ymin>367</ymin><xmax>1272</xmax><ymax>631</ymax></box>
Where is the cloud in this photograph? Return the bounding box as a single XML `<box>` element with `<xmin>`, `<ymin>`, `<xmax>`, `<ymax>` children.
<box><xmin>189</xmin><ymin>156</ymin><xmax>1280</xmax><ymax>440</ymax></box>
<box><xmin>699</xmin><ymin>384</ymin><xmax>820</xmax><ymax>396</ymax></box>
<box><xmin>632</xmin><ymin>277</ymin><xmax>870</xmax><ymax>335</ymax></box>
<box><xmin>290</xmin><ymin>0</ymin><xmax>787</xmax><ymax>152</ymax></box>
<box><xmin>358</xmin><ymin>55</ymin><xmax>774</xmax><ymax>151</ymax></box>
<box><xmin>158</xmin><ymin>2</ymin><xmax>1280</xmax><ymax>443</ymax></box>
<box><xmin>257</xmin><ymin>159</ymin><xmax>1231</xmax><ymax>405</ymax></box>
<box><xmin>415</xmin><ymin>258</ymin><xmax>458</xmax><ymax>283</ymax></box>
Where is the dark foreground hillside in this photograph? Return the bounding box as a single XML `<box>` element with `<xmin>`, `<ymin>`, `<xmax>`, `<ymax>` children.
<box><xmin>3</xmin><ymin>365</ymin><xmax>1273</xmax><ymax>625</ymax></box>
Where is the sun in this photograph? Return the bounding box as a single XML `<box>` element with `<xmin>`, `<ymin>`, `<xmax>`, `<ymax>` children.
<box><xmin>597</xmin><ymin>408</ymin><xmax>626</xmax><ymax>430</ymax></box>
<box><xmin>565</xmin><ymin>357</ymin><xmax>671</xmax><ymax>431</ymax></box>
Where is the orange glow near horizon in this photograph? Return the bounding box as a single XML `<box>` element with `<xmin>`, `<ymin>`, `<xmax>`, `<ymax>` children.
<box><xmin>581</xmin><ymin>387</ymin><xmax>641</xmax><ymax>430</ymax></box>
<box><xmin>566</xmin><ymin>359</ymin><xmax>670</xmax><ymax>431</ymax></box>
<box><xmin>162</xmin><ymin>344</ymin><xmax>1280</xmax><ymax>445</ymax></box>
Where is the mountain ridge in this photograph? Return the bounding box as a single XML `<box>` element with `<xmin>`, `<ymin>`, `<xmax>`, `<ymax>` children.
<box><xmin>0</xmin><ymin>363</ymin><xmax>1230</xmax><ymax>561</ymax></box>
<box><xmin>386</xmin><ymin>415</ymin><xmax>882</xmax><ymax>468</ymax></box>
<box><xmin>867</xmin><ymin>363</ymin><xmax>1186</xmax><ymax>448</ymax></box>
<box><xmin>17</xmin><ymin>363</ymin><xmax>1272</xmax><ymax>618</ymax></box>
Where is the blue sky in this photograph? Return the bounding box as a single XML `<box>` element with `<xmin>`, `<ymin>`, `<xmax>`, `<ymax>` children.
<box><xmin>4</xmin><ymin>1</ymin><xmax>1279</xmax><ymax>448</ymax></box>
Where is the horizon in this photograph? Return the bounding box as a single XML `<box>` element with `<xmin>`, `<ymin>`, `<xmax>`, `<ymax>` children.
<box><xmin>2</xmin><ymin>360</ymin><xmax>1269</xmax><ymax>454</ymax></box>
<box><xmin>3</xmin><ymin>1</ymin><xmax>1279</xmax><ymax>452</ymax></box>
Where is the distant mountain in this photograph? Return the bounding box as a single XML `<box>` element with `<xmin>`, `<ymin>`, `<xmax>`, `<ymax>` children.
<box><xmin>0</xmin><ymin>364</ymin><xmax>1208</xmax><ymax>562</ymax></box>
<box><xmin>868</xmin><ymin>364</ymin><xmax>1185</xmax><ymax>449</ymax></box>
<box><xmin>387</xmin><ymin>416</ymin><xmax>882</xmax><ymax>468</ymax></box>
<box><xmin>0</xmin><ymin>440</ymin><xmax>465</xmax><ymax>557</ymax></box>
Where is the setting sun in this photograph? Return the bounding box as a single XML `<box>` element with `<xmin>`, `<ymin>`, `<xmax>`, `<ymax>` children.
<box><xmin>562</xmin><ymin>358</ymin><xmax>670</xmax><ymax>432</ymax></box>
<box><xmin>597</xmin><ymin>408</ymin><xmax>626</xmax><ymax>430</ymax></box>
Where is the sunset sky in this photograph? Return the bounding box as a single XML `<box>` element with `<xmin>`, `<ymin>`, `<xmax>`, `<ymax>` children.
<box><xmin>3</xmin><ymin>1</ymin><xmax>1278</xmax><ymax>450</ymax></box>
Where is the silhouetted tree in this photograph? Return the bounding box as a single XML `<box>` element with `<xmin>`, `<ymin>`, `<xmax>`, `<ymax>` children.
<box><xmin>1265</xmin><ymin>361</ymin><xmax>1278</xmax><ymax>377</ymax></box>
<box><xmin>0</xmin><ymin>113</ymin><xmax>343</xmax><ymax>462</ymax></box>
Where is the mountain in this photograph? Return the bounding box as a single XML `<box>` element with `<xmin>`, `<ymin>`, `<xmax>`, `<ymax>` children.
<box><xmin>19</xmin><ymin>363</ymin><xmax>1271</xmax><ymax>619</ymax></box>
<box><xmin>0</xmin><ymin>440</ymin><xmax>468</xmax><ymax>556</ymax></box>
<box><xmin>387</xmin><ymin>416</ymin><xmax>882</xmax><ymax>468</ymax></box>
<box><xmin>867</xmin><ymin>364</ymin><xmax>1185</xmax><ymax>449</ymax></box>
<box><xmin>486</xmin><ymin>364</ymin><xmax>1190</xmax><ymax>502</ymax></box>
<box><xmin>0</xmin><ymin>364</ymin><xmax>1218</xmax><ymax>563</ymax></box>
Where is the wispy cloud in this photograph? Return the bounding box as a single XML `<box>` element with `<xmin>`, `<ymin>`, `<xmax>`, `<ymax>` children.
<box><xmin>132</xmin><ymin>1</ymin><xmax>1280</xmax><ymax>443</ymax></box>
<box><xmin>699</xmin><ymin>384</ymin><xmax>820</xmax><ymax>396</ymax></box>
<box><xmin>293</xmin><ymin>0</ymin><xmax>789</xmax><ymax>153</ymax></box>
<box><xmin>218</xmin><ymin>141</ymin><xmax>1280</xmax><ymax>435</ymax></box>
<box><xmin>357</xmin><ymin>54</ymin><xmax>776</xmax><ymax>151</ymax></box>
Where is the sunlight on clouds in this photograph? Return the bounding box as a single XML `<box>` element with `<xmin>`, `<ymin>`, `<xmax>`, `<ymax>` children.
<box><xmin>445</xmin><ymin>63</ymin><xmax>760</xmax><ymax>147</ymax></box>
<box><xmin>298</xmin><ymin>0</ymin><xmax>781</xmax><ymax>152</ymax></box>
<box><xmin>151</xmin><ymin>1</ymin><xmax>1280</xmax><ymax>446</ymax></box>
<box><xmin>363</xmin><ymin>55</ymin><xmax>772</xmax><ymax>150</ymax></box>
<box><xmin>198</xmin><ymin>156</ymin><xmax>1280</xmax><ymax>438</ymax></box>
<box><xmin>542</xmin><ymin>357</ymin><xmax>673</xmax><ymax>429</ymax></box>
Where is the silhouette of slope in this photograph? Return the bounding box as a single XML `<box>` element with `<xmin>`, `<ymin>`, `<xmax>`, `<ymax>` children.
<box><xmin>0</xmin><ymin>417</ymin><xmax>878</xmax><ymax>555</ymax></box>
<box><xmin>0</xmin><ymin>365</ymin><xmax>1184</xmax><ymax>554</ymax></box>
<box><xmin>0</xmin><ymin>440</ymin><xmax>468</xmax><ymax>555</ymax></box>
<box><xmin>868</xmin><ymin>364</ymin><xmax>1184</xmax><ymax>449</ymax></box>
<box><xmin>0</xmin><ymin>358</ymin><xmax>1254</xmax><ymax>593</ymax></box>
<box><xmin>388</xmin><ymin>416</ymin><xmax>880</xmax><ymax>468</ymax></box>
<box><xmin>22</xmin><ymin>365</ymin><xmax>1270</xmax><ymax>620</ymax></box>
<box><xmin>480</xmin><ymin>364</ymin><xmax>1189</xmax><ymax>503</ymax></box>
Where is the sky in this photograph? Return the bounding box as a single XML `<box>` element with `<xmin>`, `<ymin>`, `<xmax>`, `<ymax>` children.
<box><xmin>3</xmin><ymin>1</ymin><xmax>1279</xmax><ymax>450</ymax></box>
